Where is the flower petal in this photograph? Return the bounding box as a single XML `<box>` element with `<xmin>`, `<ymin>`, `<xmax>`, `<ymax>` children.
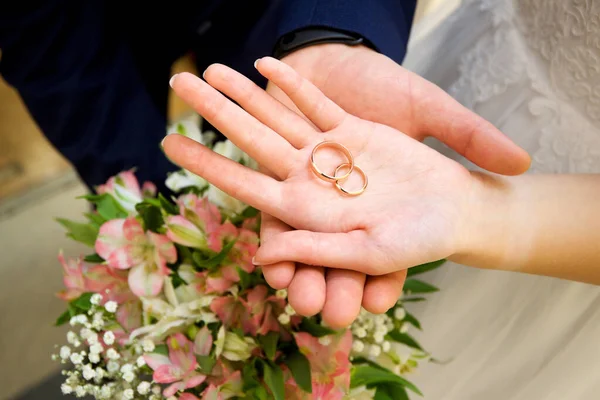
<box><xmin>143</xmin><ymin>353</ymin><xmax>170</xmax><ymax>370</ymax></box>
<box><xmin>95</xmin><ymin>219</ymin><xmax>126</xmax><ymax>261</ymax></box>
<box><xmin>166</xmin><ymin>215</ymin><xmax>208</xmax><ymax>249</ymax></box>
<box><xmin>194</xmin><ymin>326</ymin><xmax>213</xmax><ymax>356</ymax></box>
<box><xmin>128</xmin><ymin>263</ymin><xmax>164</xmax><ymax>297</ymax></box>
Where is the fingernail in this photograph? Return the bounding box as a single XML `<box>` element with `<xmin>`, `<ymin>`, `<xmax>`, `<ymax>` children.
<box><xmin>160</xmin><ymin>136</ymin><xmax>167</xmax><ymax>148</ymax></box>
<box><xmin>252</xmin><ymin>256</ymin><xmax>264</xmax><ymax>266</ymax></box>
<box><xmin>169</xmin><ymin>74</ymin><xmax>178</xmax><ymax>88</ymax></box>
<box><xmin>254</xmin><ymin>58</ymin><xmax>261</xmax><ymax>69</ymax></box>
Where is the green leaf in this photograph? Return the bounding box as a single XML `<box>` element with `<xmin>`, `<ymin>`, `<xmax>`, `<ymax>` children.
<box><xmin>71</xmin><ymin>292</ymin><xmax>94</xmax><ymax>311</ymax></box>
<box><xmin>284</xmin><ymin>351</ymin><xmax>312</xmax><ymax>394</ymax></box>
<box><xmin>248</xmin><ymin>386</ymin><xmax>269</xmax><ymax>400</ymax></box>
<box><xmin>386</xmin><ymin>331</ymin><xmax>424</xmax><ymax>351</ymax></box>
<box><xmin>196</xmin><ymin>355</ymin><xmax>216</xmax><ymax>374</ymax></box>
<box><xmin>407</xmin><ymin>259</ymin><xmax>445</xmax><ymax>277</ymax></box>
<box><xmin>401</xmin><ymin>297</ymin><xmax>427</xmax><ymax>303</ymax></box>
<box><xmin>153</xmin><ymin>344</ymin><xmax>169</xmax><ymax>356</ymax></box>
<box><xmin>80</xmin><ymin>193</ymin><xmax>128</xmax><ymax>220</ymax></box>
<box><xmin>403</xmin><ymin>279</ymin><xmax>439</xmax><ymax>294</ymax></box>
<box><xmin>243</xmin><ymin>361</ymin><xmax>261</xmax><ymax>390</ymax></box>
<box><xmin>83</xmin><ymin>253</ymin><xmax>104</xmax><ymax>263</ymax></box>
<box><xmin>258</xmin><ymin>332</ymin><xmax>279</xmax><ymax>360</ymax></box>
<box><xmin>192</xmin><ymin>239</ymin><xmax>237</xmax><ymax>271</ymax></box>
<box><xmin>404</xmin><ymin>312</ymin><xmax>422</xmax><ymax>330</ymax></box>
<box><xmin>262</xmin><ymin>361</ymin><xmax>285</xmax><ymax>400</ymax></box>
<box><xmin>159</xmin><ymin>193</ymin><xmax>179</xmax><ymax>215</ymax></box>
<box><xmin>350</xmin><ymin>365</ymin><xmax>422</xmax><ymax>396</ymax></box>
<box><xmin>375</xmin><ymin>383</ymin><xmax>409</xmax><ymax>400</ymax></box>
<box><xmin>298</xmin><ymin>318</ymin><xmax>336</xmax><ymax>337</ymax></box>
<box><xmin>84</xmin><ymin>212</ymin><xmax>106</xmax><ymax>228</ymax></box>
<box><xmin>135</xmin><ymin>202</ymin><xmax>164</xmax><ymax>232</ymax></box>
<box><xmin>56</xmin><ymin>218</ymin><xmax>99</xmax><ymax>247</ymax></box>
<box><xmin>241</xmin><ymin>206</ymin><xmax>259</xmax><ymax>218</ymax></box>
<box><xmin>55</xmin><ymin>310</ymin><xmax>71</xmax><ymax>326</ymax></box>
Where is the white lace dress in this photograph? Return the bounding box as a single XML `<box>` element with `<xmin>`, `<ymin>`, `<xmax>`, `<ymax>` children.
<box><xmin>399</xmin><ymin>1</ymin><xmax>600</xmax><ymax>399</ymax></box>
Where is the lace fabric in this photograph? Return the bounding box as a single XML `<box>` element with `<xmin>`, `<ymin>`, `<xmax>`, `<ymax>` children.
<box><xmin>445</xmin><ymin>0</ymin><xmax>600</xmax><ymax>173</ymax></box>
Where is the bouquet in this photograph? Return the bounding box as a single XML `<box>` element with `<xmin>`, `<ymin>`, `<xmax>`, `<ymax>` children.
<box><xmin>52</xmin><ymin>118</ymin><xmax>444</xmax><ymax>400</ymax></box>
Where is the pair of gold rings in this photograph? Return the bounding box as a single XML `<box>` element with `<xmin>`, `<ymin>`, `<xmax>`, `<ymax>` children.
<box><xmin>310</xmin><ymin>141</ymin><xmax>368</xmax><ymax>196</ymax></box>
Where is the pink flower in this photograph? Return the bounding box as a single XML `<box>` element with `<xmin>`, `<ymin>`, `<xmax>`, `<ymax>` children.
<box><xmin>83</xmin><ymin>265</ymin><xmax>134</xmax><ymax>304</ymax></box>
<box><xmin>211</xmin><ymin>286</ymin><xmax>287</xmax><ymax>337</ymax></box>
<box><xmin>96</xmin><ymin>170</ymin><xmax>154</xmax><ymax>214</ymax></box>
<box><xmin>56</xmin><ymin>253</ymin><xmax>135</xmax><ymax>304</ymax></box>
<box><xmin>210</xmin><ymin>296</ymin><xmax>253</xmax><ymax>332</ymax></box>
<box><xmin>95</xmin><ymin>217</ymin><xmax>177</xmax><ymax>297</ymax></box>
<box><xmin>57</xmin><ymin>252</ymin><xmax>86</xmax><ymax>301</ymax></box>
<box><xmin>242</xmin><ymin>285</ymin><xmax>286</xmax><ymax>336</ymax></box>
<box><xmin>293</xmin><ymin>331</ymin><xmax>353</xmax><ymax>400</ymax></box>
<box><xmin>174</xmin><ymin>194</ymin><xmax>237</xmax><ymax>252</ymax></box>
<box><xmin>116</xmin><ymin>300</ymin><xmax>143</xmax><ymax>333</ymax></box>
<box><xmin>144</xmin><ymin>333</ymin><xmax>207</xmax><ymax>397</ymax></box>
<box><xmin>203</xmin><ymin>361</ymin><xmax>244</xmax><ymax>399</ymax></box>
<box><xmin>224</xmin><ymin>228</ymin><xmax>258</xmax><ymax>274</ymax></box>
<box><xmin>179</xmin><ymin>395</ymin><xmax>201</xmax><ymax>400</ymax></box>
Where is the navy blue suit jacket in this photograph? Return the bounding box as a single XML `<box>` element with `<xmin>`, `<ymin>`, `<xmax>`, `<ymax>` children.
<box><xmin>0</xmin><ymin>0</ymin><xmax>417</xmax><ymax>192</ymax></box>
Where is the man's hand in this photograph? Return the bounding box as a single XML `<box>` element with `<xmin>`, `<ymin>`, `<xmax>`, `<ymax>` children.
<box><xmin>260</xmin><ymin>44</ymin><xmax>530</xmax><ymax>327</ymax></box>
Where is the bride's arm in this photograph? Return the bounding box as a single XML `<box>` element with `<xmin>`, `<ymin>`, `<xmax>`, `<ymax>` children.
<box><xmin>453</xmin><ymin>173</ymin><xmax>600</xmax><ymax>284</ymax></box>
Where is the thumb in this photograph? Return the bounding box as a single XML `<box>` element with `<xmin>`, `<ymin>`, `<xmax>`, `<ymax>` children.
<box><xmin>252</xmin><ymin>230</ymin><xmax>388</xmax><ymax>275</ymax></box>
<box><xmin>414</xmin><ymin>77</ymin><xmax>531</xmax><ymax>176</ymax></box>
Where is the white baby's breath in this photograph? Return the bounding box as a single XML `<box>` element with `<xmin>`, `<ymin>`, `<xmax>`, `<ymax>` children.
<box><xmin>104</xmin><ymin>301</ymin><xmax>118</xmax><ymax>313</ymax></box>
<box><xmin>103</xmin><ymin>331</ymin><xmax>115</xmax><ymax>345</ymax></box>
<box><xmin>60</xmin><ymin>346</ymin><xmax>71</xmax><ymax>360</ymax></box>
<box><xmin>90</xmin><ymin>294</ymin><xmax>103</xmax><ymax>305</ymax></box>
<box><xmin>137</xmin><ymin>381</ymin><xmax>151</xmax><ymax>395</ymax></box>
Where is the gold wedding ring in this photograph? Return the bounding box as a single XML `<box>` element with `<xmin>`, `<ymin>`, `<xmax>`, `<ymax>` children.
<box><xmin>334</xmin><ymin>163</ymin><xmax>368</xmax><ymax>196</ymax></box>
<box><xmin>309</xmin><ymin>141</ymin><xmax>368</xmax><ymax>196</ymax></box>
<box><xmin>310</xmin><ymin>141</ymin><xmax>354</xmax><ymax>182</ymax></box>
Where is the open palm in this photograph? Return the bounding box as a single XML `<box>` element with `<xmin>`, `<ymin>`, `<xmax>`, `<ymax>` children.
<box><xmin>164</xmin><ymin>58</ymin><xmax>474</xmax><ymax>324</ymax></box>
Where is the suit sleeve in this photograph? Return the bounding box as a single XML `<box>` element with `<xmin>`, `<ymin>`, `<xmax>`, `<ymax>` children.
<box><xmin>275</xmin><ymin>0</ymin><xmax>417</xmax><ymax>65</ymax></box>
<box><xmin>0</xmin><ymin>0</ymin><xmax>175</xmax><ymax>191</ymax></box>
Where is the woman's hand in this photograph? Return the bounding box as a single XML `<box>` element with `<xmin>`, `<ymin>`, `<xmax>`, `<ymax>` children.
<box><xmin>163</xmin><ymin>58</ymin><xmax>481</xmax><ymax>325</ymax></box>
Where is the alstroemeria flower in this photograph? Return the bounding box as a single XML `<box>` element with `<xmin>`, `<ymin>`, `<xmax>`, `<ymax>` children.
<box><xmin>57</xmin><ymin>252</ymin><xmax>86</xmax><ymax>301</ymax></box>
<box><xmin>165</xmin><ymin>215</ymin><xmax>209</xmax><ymax>249</ymax></box>
<box><xmin>214</xmin><ymin>327</ymin><xmax>257</xmax><ymax>362</ymax></box>
<box><xmin>210</xmin><ymin>296</ymin><xmax>253</xmax><ymax>334</ymax></box>
<box><xmin>129</xmin><ymin>277</ymin><xmax>217</xmax><ymax>342</ymax></box>
<box><xmin>144</xmin><ymin>333</ymin><xmax>206</xmax><ymax>397</ymax></box>
<box><xmin>294</xmin><ymin>331</ymin><xmax>353</xmax><ymax>399</ymax></box>
<box><xmin>96</xmin><ymin>170</ymin><xmax>153</xmax><ymax>214</ymax></box>
<box><xmin>203</xmin><ymin>361</ymin><xmax>244</xmax><ymax>400</ymax></box>
<box><xmin>224</xmin><ymin>228</ymin><xmax>259</xmax><ymax>274</ymax></box>
<box><xmin>56</xmin><ymin>253</ymin><xmax>134</xmax><ymax>304</ymax></box>
<box><xmin>169</xmin><ymin>194</ymin><xmax>237</xmax><ymax>253</ymax></box>
<box><xmin>95</xmin><ymin>217</ymin><xmax>177</xmax><ymax>297</ymax></box>
<box><xmin>242</xmin><ymin>285</ymin><xmax>286</xmax><ymax>336</ymax></box>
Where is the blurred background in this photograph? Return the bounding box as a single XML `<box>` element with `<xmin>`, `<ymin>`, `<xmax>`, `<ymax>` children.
<box><xmin>0</xmin><ymin>1</ymin><xmax>455</xmax><ymax>398</ymax></box>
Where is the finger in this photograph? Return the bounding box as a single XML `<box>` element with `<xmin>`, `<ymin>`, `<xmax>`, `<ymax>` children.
<box><xmin>415</xmin><ymin>79</ymin><xmax>531</xmax><ymax>175</ymax></box>
<box><xmin>162</xmin><ymin>134</ymin><xmax>282</xmax><ymax>215</ymax></box>
<box><xmin>259</xmin><ymin>212</ymin><xmax>295</xmax><ymax>289</ymax></box>
<box><xmin>287</xmin><ymin>265</ymin><xmax>326</xmax><ymax>317</ymax></box>
<box><xmin>362</xmin><ymin>271</ymin><xmax>407</xmax><ymax>314</ymax></box>
<box><xmin>170</xmin><ymin>72</ymin><xmax>297</xmax><ymax>178</ymax></box>
<box><xmin>203</xmin><ymin>64</ymin><xmax>315</xmax><ymax>149</ymax></box>
<box><xmin>253</xmin><ymin>230</ymin><xmax>385</xmax><ymax>274</ymax></box>
<box><xmin>256</xmin><ymin>57</ymin><xmax>347</xmax><ymax>132</ymax></box>
<box><xmin>321</xmin><ymin>270</ymin><xmax>365</xmax><ymax>329</ymax></box>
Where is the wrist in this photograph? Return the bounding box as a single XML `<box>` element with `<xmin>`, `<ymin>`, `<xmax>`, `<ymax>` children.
<box><xmin>449</xmin><ymin>171</ymin><xmax>516</xmax><ymax>270</ymax></box>
<box><xmin>278</xmin><ymin>43</ymin><xmax>374</xmax><ymax>88</ymax></box>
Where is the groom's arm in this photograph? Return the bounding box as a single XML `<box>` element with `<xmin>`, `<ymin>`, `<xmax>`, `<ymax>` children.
<box><xmin>275</xmin><ymin>0</ymin><xmax>417</xmax><ymax>64</ymax></box>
